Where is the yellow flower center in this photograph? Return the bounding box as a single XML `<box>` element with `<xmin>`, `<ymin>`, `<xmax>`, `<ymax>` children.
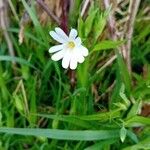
<box><xmin>67</xmin><ymin>41</ymin><xmax>75</xmax><ymax>49</ymax></box>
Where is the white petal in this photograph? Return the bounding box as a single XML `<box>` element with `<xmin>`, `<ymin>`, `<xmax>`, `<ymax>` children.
<box><xmin>70</xmin><ymin>54</ymin><xmax>78</xmax><ymax>70</ymax></box>
<box><xmin>49</xmin><ymin>31</ymin><xmax>66</xmax><ymax>43</ymax></box>
<box><xmin>62</xmin><ymin>50</ymin><xmax>71</xmax><ymax>69</ymax></box>
<box><xmin>55</xmin><ymin>27</ymin><xmax>69</xmax><ymax>41</ymax></box>
<box><xmin>80</xmin><ymin>45</ymin><xmax>89</xmax><ymax>56</ymax></box>
<box><xmin>69</xmin><ymin>29</ymin><xmax>77</xmax><ymax>39</ymax></box>
<box><xmin>75</xmin><ymin>37</ymin><xmax>82</xmax><ymax>46</ymax></box>
<box><xmin>51</xmin><ymin>50</ymin><xmax>65</xmax><ymax>61</ymax></box>
<box><xmin>49</xmin><ymin>45</ymin><xmax>63</xmax><ymax>53</ymax></box>
<box><xmin>73</xmin><ymin>48</ymin><xmax>85</xmax><ymax>63</ymax></box>
<box><xmin>77</xmin><ymin>54</ymin><xmax>85</xmax><ymax>63</ymax></box>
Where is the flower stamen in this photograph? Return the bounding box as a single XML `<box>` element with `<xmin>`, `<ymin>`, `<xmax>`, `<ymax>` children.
<box><xmin>68</xmin><ymin>41</ymin><xmax>75</xmax><ymax>49</ymax></box>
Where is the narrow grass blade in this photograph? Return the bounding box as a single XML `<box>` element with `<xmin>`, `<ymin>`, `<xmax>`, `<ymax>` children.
<box><xmin>0</xmin><ymin>128</ymin><xmax>119</xmax><ymax>141</ymax></box>
<box><xmin>7</xmin><ymin>28</ymin><xmax>46</xmax><ymax>47</ymax></box>
<box><xmin>37</xmin><ymin>114</ymin><xmax>97</xmax><ymax>129</ymax></box>
<box><xmin>93</xmin><ymin>40</ymin><xmax>124</xmax><ymax>51</ymax></box>
<box><xmin>0</xmin><ymin>55</ymin><xmax>37</xmax><ymax>70</ymax></box>
<box><xmin>84</xmin><ymin>139</ymin><xmax>117</xmax><ymax>150</ymax></box>
<box><xmin>122</xmin><ymin>138</ymin><xmax>150</xmax><ymax>150</ymax></box>
<box><xmin>125</xmin><ymin>116</ymin><xmax>150</xmax><ymax>127</ymax></box>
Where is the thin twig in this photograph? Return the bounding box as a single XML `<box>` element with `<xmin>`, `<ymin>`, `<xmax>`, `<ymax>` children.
<box><xmin>60</xmin><ymin>0</ymin><xmax>69</xmax><ymax>33</ymax></box>
<box><xmin>103</xmin><ymin>0</ymin><xmax>117</xmax><ymax>41</ymax></box>
<box><xmin>0</xmin><ymin>0</ymin><xmax>15</xmax><ymax>61</ymax></box>
<box><xmin>125</xmin><ymin>0</ymin><xmax>141</xmax><ymax>73</ymax></box>
<box><xmin>95</xmin><ymin>81</ymin><xmax>115</xmax><ymax>103</ymax></box>
<box><xmin>19</xmin><ymin>7</ymin><xmax>31</xmax><ymax>44</ymax></box>
<box><xmin>96</xmin><ymin>55</ymin><xmax>117</xmax><ymax>74</ymax></box>
<box><xmin>81</xmin><ymin>0</ymin><xmax>91</xmax><ymax>17</ymax></box>
<box><xmin>36</xmin><ymin>0</ymin><xmax>60</xmax><ymax>25</ymax></box>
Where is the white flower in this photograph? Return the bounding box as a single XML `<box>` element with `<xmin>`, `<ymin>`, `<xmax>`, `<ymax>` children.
<box><xmin>48</xmin><ymin>27</ymin><xmax>88</xmax><ymax>70</ymax></box>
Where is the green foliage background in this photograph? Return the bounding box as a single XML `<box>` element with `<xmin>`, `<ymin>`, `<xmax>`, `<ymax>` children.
<box><xmin>0</xmin><ymin>0</ymin><xmax>150</xmax><ymax>149</ymax></box>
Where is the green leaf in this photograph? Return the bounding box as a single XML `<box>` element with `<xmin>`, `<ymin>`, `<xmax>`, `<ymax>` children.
<box><xmin>119</xmin><ymin>84</ymin><xmax>131</xmax><ymax>108</ymax></box>
<box><xmin>122</xmin><ymin>138</ymin><xmax>150</xmax><ymax>150</ymax></box>
<box><xmin>84</xmin><ymin>9</ymin><xmax>98</xmax><ymax>37</ymax></box>
<box><xmin>93</xmin><ymin>40</ymin><xmax>124</xmax><ymax>51</ymax></box>
<box><xmin>136</xmin><ymin>25</ymin><xmax>150</xmax><ymax>43</ymax></box>
<box><xmin>125</xmin><ymin>116</ymin><xmax>150</xmax><ymax>127</ymax></box>
<box><xmin>13</xmin><ymin>95</ymin><xmax>24</xmax><ymax>114</ymax></box>
<box><xmin>120</xmin><ymin>127</ymin><xmax>127</xmax><ymax>142</ymax></box>
<box><xmin>37</xmin><ymin>114</ymin><xmax>97</xmax><ymax>129</ymax></box>
<box><xmin>93</xmin><ymin>13</ymin><xmax>107</xmax><ymax>43</ymax></box>
<box><xmin>93</xmin><ymin>6</ymin><xmax>111</xmax><ymax>43</ymax></box>
<box><xmin>37</xmin><ymin>109</ymin><xmax>120</xmax><ymax>122</ymax></box>
<box><xmin>117</xmin><ymin>53</ymin><xmax>131</xmax><ymax>95</ymax></box>
<box><xmin>127</xmin><ymin>99</ymin><xmax>142</xmax><ymax>118</ymax></box>
<box><xmin>127</xmin><ymin>130</ymin><xmax>138</xmax><ymax>143</ymax></box>
<box><xmin>0</xmin><ymin>128</ymin><xmax>119</xmax><ymax>141</ymax></box>
<box><xmin>78</xmin><ymin>16</ymin><xmax>84</xmax><ymax>38</ymax></box>
<box><xmin>113</xmin><ymin>102</ymin><xmax>128</xmax><ymax>110</ymax></box>
<box><xmin>84</xmin><ymin>139</ymin><xmax>117</xmax><ymax>150</ymax></box>
<box><xmin>78</xmin><ymin>110</ymin><xmax>121</xmax><ymax>121</ymax></box>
